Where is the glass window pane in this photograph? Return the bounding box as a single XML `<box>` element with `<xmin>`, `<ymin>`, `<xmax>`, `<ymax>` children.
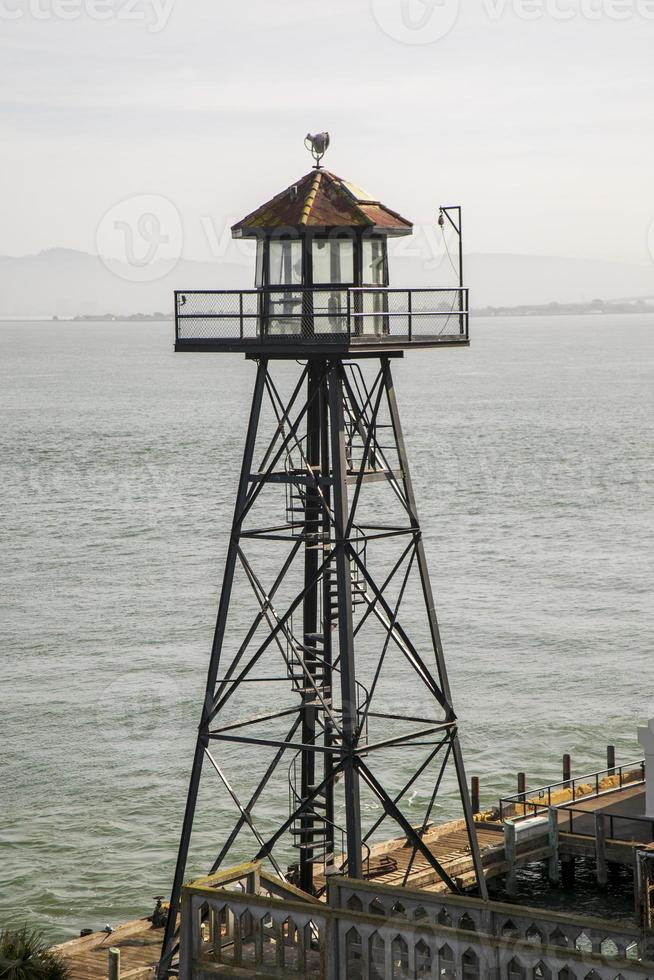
<box><xmin>255</xmin><ymin>240</ymin><xmax>264</xmax><ymax>287</ymax></box>
<box><xmin>269</xmin><ymin>241</ymin><xmax>302</xmax><ymax>286</ymax></box>
<box><xmin>362</xmin><ymin>239</ymin><xmax>387</xmax><ymax>286</ymax></box>
<box><xmin>312</xmin><ymin>239</ymin><xmax>354</xmax><ymax>284</ymax></box>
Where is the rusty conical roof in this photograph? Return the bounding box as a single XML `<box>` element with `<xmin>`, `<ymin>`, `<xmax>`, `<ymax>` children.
<box><xmin>231</xmin><ymin>170</ymin><xmax>412</xmax><ymax>238</ymax></box>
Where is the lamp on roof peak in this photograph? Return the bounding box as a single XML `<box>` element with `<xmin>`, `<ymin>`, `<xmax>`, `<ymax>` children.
<box><xmin>304</xmin><ymin>131</ymin><xmax>330</xmax><ymax>169</ymax></box>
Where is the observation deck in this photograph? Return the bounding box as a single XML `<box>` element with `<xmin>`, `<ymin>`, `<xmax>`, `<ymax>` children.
<box><xmin>174</xmin><ymin>285</ymin><xmax>469</xmax><ymax>355</ymax></box>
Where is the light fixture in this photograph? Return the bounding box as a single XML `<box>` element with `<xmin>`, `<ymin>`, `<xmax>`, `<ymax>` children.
<box><xmin>304</xmin><ymin>132</ymin><xmax>330</xmax><ymax>168</ymax></box>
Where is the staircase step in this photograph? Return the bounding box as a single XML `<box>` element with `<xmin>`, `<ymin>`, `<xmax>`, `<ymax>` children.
<box><xmin>291</xmin><ymin>826</ymin><xmax>329</xmax><ymax>838</ymax></box>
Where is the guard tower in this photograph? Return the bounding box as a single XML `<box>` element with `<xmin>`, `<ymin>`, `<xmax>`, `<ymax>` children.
<box><xmin>158</xmin><ymin>135</ymin><xmax>485</xmax><ymax>977</ymax></box>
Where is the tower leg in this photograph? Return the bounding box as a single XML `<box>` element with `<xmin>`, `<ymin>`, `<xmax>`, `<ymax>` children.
<box><xmin>382</xmin><ymin>358</ymin><xmax>488</xmax><ymax>899</ymax></box>
<box><xmin>328</xmin><ymin>362</ymin><xmax>362</xmax><ymax>879</ymax></box>
<box><xmin>299</xmin><ymin>361</ymin><xmax>321</xmax><ymax>894</ymax></box>
<box><xmin>158</xmin><ymin>360</ymin><xmax>268</xmax><ymax>979</ymax></box>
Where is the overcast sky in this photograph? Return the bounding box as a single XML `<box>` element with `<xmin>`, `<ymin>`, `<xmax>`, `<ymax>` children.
<box><xmin>3</xmin><ymin>0</ymin><xmax>654</xmax><ymax>267</ymax></box>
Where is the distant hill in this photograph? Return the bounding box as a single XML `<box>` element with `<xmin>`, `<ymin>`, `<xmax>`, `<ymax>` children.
<box><xmin>0</xmin><ymin>247</ymin><xmax>652</xmax><ymax>317</ymax></box>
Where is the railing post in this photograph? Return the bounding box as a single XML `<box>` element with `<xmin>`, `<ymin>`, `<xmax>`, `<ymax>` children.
<box><xmin>407</xmin><ymin>289</ymin><xmax>412</xmax><ymax>341</ymax></box>
<box><xmin>239</xmin><ymin>291</ymin><xmax>244</xmax><ymax>340</ymax></box>
<box><xmin>178</xmin><ymin>888</ymin><xmax>194</xmax><ymax>979</ymax></box>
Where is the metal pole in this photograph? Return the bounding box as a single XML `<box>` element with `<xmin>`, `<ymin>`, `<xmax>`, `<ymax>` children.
<box><xmin>328</xmin><ymin>361</ymin><xmax>362</xmax><ymax>879</ymax></box>
<box><xmin>299</xmin><ymin>360</ymin><xmax>321</xmax><ymax>893</ymax></box>
<box><xmin>158</xmin><ymin>359</ymin><xmax>269</xmax><ymax>979</ymax></box>
<box><xmin>320</xmin><ymin>367</ymin><xmax>335</xmax><ymax>868</ymax></box>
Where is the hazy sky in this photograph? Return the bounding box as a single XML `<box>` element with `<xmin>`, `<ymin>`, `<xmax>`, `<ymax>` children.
<box><xmin>3</xmin><ymin>0</ymin><xmax>654</xmax><ymax>266</ymax></box>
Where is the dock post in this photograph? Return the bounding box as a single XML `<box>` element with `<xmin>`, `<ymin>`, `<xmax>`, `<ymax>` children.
<box><xmin>595</xmin><ymin>813</ymin><xmax>608</xmax><ymax>888</ymax></box>
<box><xmin>607</xmin><ymin>744</ymin><xmax>616</xmax><ymax>776</ymax></box>
<box><xmin>561</xmin><ymin>855</ymin><xmax>576</xmax><ymax>887</ymax></box>
<box><xmin>471</xmin><ymin>776</ymin><xmax>480</xmax><ymax>815</ymax></box>
<box><xmin>517</xmin><ymin>772</ymin><xmax>526</xmax><ymax>796</ymax></box>
<box><xmin>504</xmin><ymin>820</ymin><xmax>517</xmax><ymax>896</ymax></box>
<box><xmin>108</xmin><ymin>947</ymin><xmax>120</xmax><ymax>980</ymax></box>
<box><xmin>548</xmin><ymin>807</ymin><xmax>560</xmax><ymax>884</ymax></box>
<box><xmin>562</xmin><ymin>753</ymin><xmax>571</xmax><ymax>788</ymax></box>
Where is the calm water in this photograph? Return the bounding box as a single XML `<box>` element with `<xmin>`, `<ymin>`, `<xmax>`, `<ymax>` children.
<box><xmin>1</xmin><ymin>315</ymin><xmax>652</xmax><ymax>941</ymax></box>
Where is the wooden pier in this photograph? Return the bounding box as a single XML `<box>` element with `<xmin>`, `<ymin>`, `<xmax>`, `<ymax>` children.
<box><xmin>52</xmin><ymin>917</ymin><xmax>161</xmax><ymax>980</ymax></box>
<box><xmin>50</xmin><ymin>758</ymin><xmax>654</xmax><ymax>978</ymax></box>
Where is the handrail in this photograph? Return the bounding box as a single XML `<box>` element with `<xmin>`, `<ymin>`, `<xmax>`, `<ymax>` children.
<box><xmin>554</xmin><ymin>803</ymin><xmax>654</xmax><ymax>843</ymax></box>
<box><xmin>499</xmin><ymin>759</ymin><xmax>645</xmax><ymax>820</ymax></box>
<box><xmin>174</xmin><ymin>286</ymin><xmax>469</xmax><ymax>346</ymax></box>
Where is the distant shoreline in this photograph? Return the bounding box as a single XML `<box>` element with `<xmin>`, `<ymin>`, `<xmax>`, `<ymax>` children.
<box><xmin>473</xmin><ymin>299</ymin><xmax>654</xmax><ymax>317</ymax></box>
<box><xmin>0</xmin><ymin>300</ymin><xmax>653</xmax><ymax>322</ymax></box>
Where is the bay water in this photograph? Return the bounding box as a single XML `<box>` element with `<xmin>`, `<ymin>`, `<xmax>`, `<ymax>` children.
<box><xmin>1</xmin><ymin>315</ymin><xmax>652</xmax><ymax>940</ymax></box>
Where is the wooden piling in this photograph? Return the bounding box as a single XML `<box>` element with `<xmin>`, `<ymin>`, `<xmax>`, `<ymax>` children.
<box><xmin>607</xmin><ymin>744</ymin><xmax>616</xmax><ymax>776</ymax></box>
<box><xmin>108</xmin><ymin>947</ymin><xmax>120</xmax><ymax>980</ymax></box>
<box><xmin>504</xmin><ymin>821</ymin><xmax>517</xmax><ymax>896</ymax></box>
<box><xmin>517</xmin><ymin>772</ymin><xmax>526</xmax><ymax>796</ymax></box>
<box><xmin>595</xmin><ymin>813</ymin><xmax>607</xmax><ymax>888</ymax></box>
<box><xmin>471</xmin><ymin>776</ymin><xmax>480</xmax><ymax>815</ymax></box>
<box><xmin>562</xmin><ymin>753</ymin><xmax>571</xmax><ymax>788</ymax></box>
<box><xmin>548</xmin><ymin>808</ymin><xmax>560</xmax><ymax>884</ymax></box>
<box><xmin>561</xmin><ymin>855</ymin><xmax>576</xmax><ymax>887</ymax></box>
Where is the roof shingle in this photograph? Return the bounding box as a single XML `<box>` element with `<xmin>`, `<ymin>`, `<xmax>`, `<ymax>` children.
<box><xmin>232</xmin><ymin>170</ymin><xmax>412</xmax><ymax>237</ymax></box>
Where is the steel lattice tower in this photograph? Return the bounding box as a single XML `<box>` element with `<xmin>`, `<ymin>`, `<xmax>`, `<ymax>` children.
<box><xmin>158</xmin><ymin>138</ymin><xmax>487</xmax><ymax>977</ymax></box>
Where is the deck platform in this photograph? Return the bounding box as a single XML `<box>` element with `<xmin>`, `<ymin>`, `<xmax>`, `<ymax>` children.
<box><xmin>53</xmin><ymin>917</ymin><xmax>161</xmax><ymax>980</ymax></box>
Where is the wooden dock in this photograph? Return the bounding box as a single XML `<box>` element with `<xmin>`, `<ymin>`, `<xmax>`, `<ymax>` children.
<box><xmin>50</xmin><ymin>774</ymin><xmax>654</xmax><ymax>977</ymax></box>
<box><xmin>53</xmin><ymin>917</ymin><xmax>162</xmax><ymax>980</ymax></box>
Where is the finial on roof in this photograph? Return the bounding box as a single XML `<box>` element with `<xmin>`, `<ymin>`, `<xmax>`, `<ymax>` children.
<box><xmin>304</xmin><ymin>132</ymin><xmax>330</xmax><ymax>169</ymax></box>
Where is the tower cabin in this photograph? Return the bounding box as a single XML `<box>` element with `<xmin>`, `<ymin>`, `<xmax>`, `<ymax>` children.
<box><xmin>175</xmin><ymin>138</ymin><xmax>468</xmax><ymax>355</ymax></box>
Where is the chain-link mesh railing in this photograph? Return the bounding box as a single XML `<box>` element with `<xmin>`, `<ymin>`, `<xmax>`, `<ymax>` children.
<box><xmin>175</xmin><ymin>287</ymin><xmax>468</xmax><ymax>346</ymax></box>
<box><xmin>350</xmin><ymin>288</ymin><xmax>467</xmax><ymax>340</ymax></box>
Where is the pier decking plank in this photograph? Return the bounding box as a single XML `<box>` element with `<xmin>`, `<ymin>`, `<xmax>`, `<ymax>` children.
<box><xmin>53</xmin><ymin>918</ymin><xmax>162</xmax><ymax>980</ymax></box>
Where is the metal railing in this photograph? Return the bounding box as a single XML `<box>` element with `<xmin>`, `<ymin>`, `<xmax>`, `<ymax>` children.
<box><xmin>174</xmin><ymin>286</ymin><xmax>468</xmax><ymax>346</ymax></box>
<box><xmin>556</xmin><ymin>805</ymin><xmax>654</xmax><ymax>843</ymax></box>
<box><xmin>499</xmin><ymin>760</ymin><xmax>645</xmax><ymax>820</ymax></box>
